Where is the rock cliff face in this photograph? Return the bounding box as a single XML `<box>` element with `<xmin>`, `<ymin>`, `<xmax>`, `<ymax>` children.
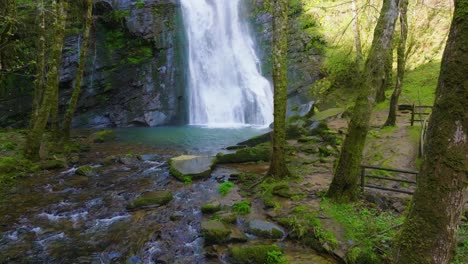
<box><xmin>60</xmin><ymin>0</ymin><xmax>186</xmax><ymax>128</ymax></box>
<box><xmin>0</xmin><ymin>0</ymin><xmax>324</xmax><ymax>128</ymax></box>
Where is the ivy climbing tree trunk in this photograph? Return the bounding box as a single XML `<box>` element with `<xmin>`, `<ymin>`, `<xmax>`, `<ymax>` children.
<box><xmin>62</xmin><ymin>0</ymin><xmax>93</xmax><ymax>141</ymax></box>
<box><xmin>267</xmin><ymin>0</ymin><xmax>291</xmax><ymax>179</ymax></box>
<box><xmin>327</xmin><ymin>0</ymin><xmax>400</xmax><ymax>201</ymax></box>
<box><xmin>384</xmin><ymin>0</ymin><xmax>408</xmax><ymax>127</ymax></box>
<box><xmin>394</xmin><ymin>1</ymin><xmax>468</xmax><ymax>262</ymax></box>
<box><xmin>31</xmin><ymin>0</ymin><xmax>46</xmax><ymax>127</ymax></box>
<box><xmin>24</xmin><ymin>0</ymin><xmax>68</xmax><ymax>160</ymax></box>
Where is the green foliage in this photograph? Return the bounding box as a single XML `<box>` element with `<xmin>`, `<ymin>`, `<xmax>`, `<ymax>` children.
<box><xmin>452</xmin><ymin>224</ymin><xmax>468</xmax><ymax>264</ymax></box>
<box><xmin>218</xmin><ymin>181</ymin><xmax>235</xmax><ymax>196</ymax></box>
<box><xmin>401</xmin><ymin>62</ymin><xmax>440</xmax><ymax>106</ymax></box>
<box><xmin>232</xmin><ymin>201</ymin><xmax>251</xmax><ymax>215</ymax></box>
<box><xmin>320</xmin><ymin>199</ymin><xmax>404</xmax><ymax>263</ymax></box>
<box><xmin>102</xmin><ymin>10</ymin><xmax>130</xmax><ymax>25</ymax></box>
<box><xmin>266</xmin><ymin>250</ymin><xmax>289</xmax><ymax>264</ymax></box>
<box><xmin>90</xmin><ymin>129</ymin><xmax>116</xmax><ymax>143</ymax></box>
<box><xmin>135</xmin><ymin>1</ymin><xmax>145</xmax><ymax>9</ymax></box>
<box><xmin>0</xmin><ymin>156</ymin><xmax>37</xmax><ymax>186</ymax></box>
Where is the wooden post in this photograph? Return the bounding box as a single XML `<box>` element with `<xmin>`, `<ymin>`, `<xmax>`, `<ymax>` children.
<box><xmin>410</xmin><ymin>104</ymin><xmax>415</xmax><ymax>126</ymax></box>
<box><xmin>360</xmin><ymin>166</ymin><xmax>365</xmax><ymax>191</ymax></box>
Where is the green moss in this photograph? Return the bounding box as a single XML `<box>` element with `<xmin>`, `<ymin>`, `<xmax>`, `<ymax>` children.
<box><xmin>218</xmin><ymin>181</ymin><xmax>235</xmax><ymax>196</ymax></box>
<box><xmin>232</xmin><ymin>201</ymin><xmax>251</xmax><ymax>215</ymax></box>
<box><xmin>0</xmin><ymin>155</ymin><xmax>37</xmax><ymax>186</ymax></box>
<box><xmin>135</xmin><ymin>1</ymin><xmax>145</xmax><ymax>8</ymax></box>
<box><xmin>230</xmin><ymin>244</ymin><xmax>285</xmax><ymax>264</ymax></box>
<box><xmin>216</xmin><ymin>143</ymin><xmax>271</xmax><ymax>164</ymax></box>
<box><xmin>127</xmin><ymin>190</ymin><xmax>173</xmax><ymax>209</ymax></box>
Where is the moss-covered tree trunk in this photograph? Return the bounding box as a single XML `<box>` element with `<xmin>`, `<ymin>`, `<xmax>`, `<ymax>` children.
<box><xmin>62</xmin><ymin>0</ymin><xmax>93</xmax><ymax>141</ymax></box>
<box><xmin>327</xmin><ymin>0</ymin><xmax>400</xmax><ymax>201</ymax></box>
<box><xmin>384</xmin><ymin>0</ymin><xmax>408</xmax><ymax>127</ymax></box>
<box><xmin>0</xmin><ymin>0</ymin><xmax>16</xmax><ymax>86</ymax></box>
<box><xmin>394</xmin><ymin>1</ymin><xmax>468</xmax><ymax>262</ymax></box>
<box><xmin>24</xmin><ymin>0</ymin><xmax>68</xmax><ymax>160</ymax></box>
<box><xmin>267</xmin><ymin>0</ymin><xmax>290</xmax><ymax>178</ymax></box>
<box><xmin>30</xmin><ymin>0</ymin><xmax>46</xmax><ymax>127</ymax></box>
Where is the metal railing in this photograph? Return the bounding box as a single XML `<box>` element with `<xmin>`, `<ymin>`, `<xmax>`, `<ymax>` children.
<box><xmin>360</xmin><ymin>165</ymin><xmax>419</xmax><ymax>194</ymax></box>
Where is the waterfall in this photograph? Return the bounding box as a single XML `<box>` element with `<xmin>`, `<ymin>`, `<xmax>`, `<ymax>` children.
<box><xmin>180</xmin><ymin>0</ymin><xmax>273</xmax><ymax>127</ymax></box>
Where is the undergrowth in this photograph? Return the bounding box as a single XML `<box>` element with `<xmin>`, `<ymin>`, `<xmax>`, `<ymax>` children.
<box><xmin>320</xmin><ymin>199</ymin><xmax>404</xmax><ymax>263</ymax></box>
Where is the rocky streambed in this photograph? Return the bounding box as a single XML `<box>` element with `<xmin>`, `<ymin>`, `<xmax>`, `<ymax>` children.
<box><xmin>0</xmin><ymin>138</ymin><xmax>337</xmax><ymax>264</ymax></box>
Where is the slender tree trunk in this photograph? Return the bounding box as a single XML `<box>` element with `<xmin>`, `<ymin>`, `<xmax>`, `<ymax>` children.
<box><xmin>267</xmin><ymin>0</ymin><xmax>290</xmax><ymax>178</ymax></box>
<box><xmin>327</xmin><ymin>0</ymin><xmax>400</xmax><ymax>201</ymax></box>
<box><xmin>31</xmin><ymin>0</ymin><xmax>46</xmax><ymax>127</ymax></box>
<box><xmin>384</xmin><ymin>0</ymin><xmax>408</xmax><ymax>127</ymax></box>
<box><xmin>394</xmin><ymin>1</ymin><xmax>468</xmax><ymax>262</ymax></box>
<box><xmin>62</xmin><ymin>0</ymin><xmax>93</xmax><ymax>141</ymax></box>
<box><xmin>0</xmin><ymin>0</ymin><xmax>16</xmax><ymax>75</ymax></box>
<box><xmin>351</xmin><ymin>0</ymin><xmax>363</xmax><ymax>67</ymax></box>
<box><xmin>24</xmin><ymin>0</ymin><xmax>68</xmax><ymax>160</ymax></box>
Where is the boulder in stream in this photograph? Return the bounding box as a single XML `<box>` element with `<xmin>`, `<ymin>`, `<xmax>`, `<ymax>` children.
<box><xmin>75</xmin><ymin>165</ymin><xmax>97</xmax><ymax>177</ymax></box>
<box><xmin>229</xmin><ymin>244</ymin><xmax>283</xmax><ymax>264</ymax></box>
<box><xmin>201</xmin><ymin>220</ymin><xmax>231</xmax><ymax>245</ymax></box>
<box><xmin>169</xmin><ymin>155</ymin><xmax>216</xmax><ymax>181</ymax></box>
<box><xmin>127</xmin><ymin>190</ymin><xmax>173</xmax><ymax>210</ymax></box>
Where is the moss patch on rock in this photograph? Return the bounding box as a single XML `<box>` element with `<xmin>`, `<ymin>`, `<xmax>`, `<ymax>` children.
<box><xmin>201</xmin><ymin>220</ymin><xmax>231</xmax><ymax>245</ymax></box>
<box><xmin>229</xmin><ymin>244</ymin><xmax>284</xmax><ymax>264</ymax></box>
<box><xmin>127</xmin><ymin>190</ymin><xmax>173</xmax><ymax>209</ymax></box>
<box><xmin>216</xmin><ymin>143</ymin><xmax>271</xmax><ymax>164</ymax></box>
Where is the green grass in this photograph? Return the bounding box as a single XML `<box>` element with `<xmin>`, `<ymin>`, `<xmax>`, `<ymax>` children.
<box><xmin>218</xmin><ymin>181</ymin><xmax>235</xmax><ymax>196</ymax></box>
<box><xmin>320</xmin><ymin>199</ymin><xmax>404</xmax><ymax>263</ymax></box>
<box><xmin>400</xmin><ymin>62</ymin><xmax>440</xmax><ymax>106</ymax></box>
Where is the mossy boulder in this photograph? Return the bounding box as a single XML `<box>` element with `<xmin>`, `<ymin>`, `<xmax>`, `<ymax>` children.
<box><xmin>169</xmin><ymin>155</ymin><xmax>216</xmax><ymax>181</ymax></box>
<box><xmin>89</xmin><ymin>130</ymin><xmax>116</xmax><ymax>143</ymax></box>
<box><xmin>229</xmin><ymin>244</ymin><xmax>283</xmax><ymax>264</ymax></box>
<box><xmin>216</xmin><ymin>212</ymin><xmax>238</xmax><ymax>224</ymax></box>
<box><xmin>216</xmin><ymin>143</ymin><xmax>270</xmax><ymax>164</ymax></box>
<box><xmin>272</xmin><ymin>183</ymin><xmax>292</xmax><ymax>198</ymax></box>
<box><xmin>248</xmin><ymin>220</ymin><xmax>285</xmax><ymax>239</ymax></box>
<box><xmin>103</xmin><ymin>155</ymin><xmax>119</xmax><ymax>165</ymax></box>
<box><xmin>201</xmin><ymin>201</ymin><xmax>222</xmax><ymax>214</ymax></box>
<box><xmin>201</xmin><ymin>220</ymin><xmax>231</xmax><ymax>245</ymax></box>
<box><xmin>75</xmin><ymin>165</ymin><xmax>96</xmax><ymax>177</ymax></box>
<box><xmin>127</xmin><ymin>190</ymin><xmax>173</xmax><ymax>209</ymax></box>
<box><xmin>39</xmin><ymin>160</ymin><xmax>66</xmax><ymax>170</ymax></box>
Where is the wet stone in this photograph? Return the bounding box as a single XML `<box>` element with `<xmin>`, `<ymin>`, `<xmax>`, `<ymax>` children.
<box><xmin>127</xmin><ymin>190</ymin><xmax>173</xmax><ymax>210</ymax></box>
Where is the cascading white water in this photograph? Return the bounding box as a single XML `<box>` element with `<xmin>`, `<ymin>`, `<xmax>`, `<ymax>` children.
<box><xmin>180</xmin><ymin>0</ymin><xmax>273</xmax><ymax>127</ymax></box>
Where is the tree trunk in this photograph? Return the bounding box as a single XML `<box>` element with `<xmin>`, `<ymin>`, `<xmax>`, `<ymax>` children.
<box><xmin>351</xmin><ymin>0</ymin><xmax>363</xmax><ymax>67</ymax></box>
<box><xmin>384</xmin><ymin>0</ymin><xmax>408</xmax><ymax>127</ymax></box>
<box><xmin>394</xmin><ymin>1</ymin><xmax>468</xmax><ymax>262</ymax></box>
<box><xmin>24</xmin><ymin>0</ymin><xmax>68</xmax><ymax>160</ymax></box>
<box><xmin>62</xmin><ymin>0</ymin><xmax>93</xmax><ymax>141</ymax></box>
<box><xmin>30</xmin><ymin>0</ymin><xmax>46</xmax><ymax>127</ymax></box>
<box><xmin>267</xmin><ymin>0</ymin><xmax>290</xmax><ymax>178</ymax></box>
<box><xmin>327</xmin><ymin>0</ymin><xmax>400</xmax><ymax>201</ymax></box>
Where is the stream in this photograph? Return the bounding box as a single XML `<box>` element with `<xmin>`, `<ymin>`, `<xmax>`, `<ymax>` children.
<box><xmin>0</xmin><ymin>127</ymin><xmax>334</xmax><ymax>263</ymax></box>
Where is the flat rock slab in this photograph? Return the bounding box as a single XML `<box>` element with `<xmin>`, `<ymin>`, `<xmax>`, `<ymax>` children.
<box><xmin>127</xmin><ymin>190</ymin><xmax>173</xmax><ymax>210</ymax></box>
<box><xmin>169</xmin><ymin>155</ymin><xmax>216</xmax><ymax>181</ymax></box>
<box><xmin>248</xmin><ymin>219</ymin><xmax>285</xmax><ymax>239</ymax></box>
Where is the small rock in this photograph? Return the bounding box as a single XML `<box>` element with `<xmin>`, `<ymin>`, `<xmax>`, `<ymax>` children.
<box><xmin>127</xmin><ymin>190</ymin><xmax>173</xmax><ymax>210</ymax></box>
<box><xmin>201</xmin><ymin>201</ymin><xmax>222</xmax><ymax>214</ymax></box>
<box><xmin>170</xmin><ymin>211</ymin><xmax>184</xmax><ymax>221</ymax></box>
<box><xmin>392</xmin><ymin>202</ymin><xmax>406</xmax><ymax>213</ymax></box>
<box><xmin>229</xmin><ymin>228</ymin><xmax>248</xmax><ymax>243</ymax></box>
